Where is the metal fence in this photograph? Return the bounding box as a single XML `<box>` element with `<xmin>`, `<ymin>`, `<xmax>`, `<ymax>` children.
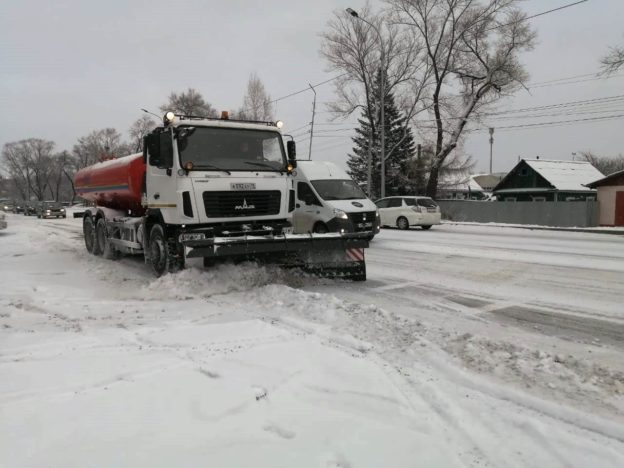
<box><xmin>437</xmin><ymin>200</ymin><xmax>599</xmax><ymax>227</ymax></box>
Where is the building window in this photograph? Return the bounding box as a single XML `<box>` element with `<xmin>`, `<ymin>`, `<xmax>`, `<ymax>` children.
<box><xmin>505</xmin><ymin>197</ymin><xmax>517</xmax><ymax>202</ymax></box>
<box><xmin>532</xmin><ymin>196</ymin><xmax>546</xmax><ymax>202</ymax></box>
<box><xmin>520</xmin><ymin>168</ymin><xmax>529</xmax><ymax>176</ymax></box>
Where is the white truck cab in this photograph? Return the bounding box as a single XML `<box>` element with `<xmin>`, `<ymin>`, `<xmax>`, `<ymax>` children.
<box><xmin>292</xmin><ymin>161</ymin><xmax>380</xmax><ymax>238</ymax></box>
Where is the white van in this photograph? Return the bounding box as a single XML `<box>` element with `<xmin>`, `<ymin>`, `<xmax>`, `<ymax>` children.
<box><xmin>292</xmin><ymin>161</ymin><xmax>380</xmax><ymax>238</ymax></box>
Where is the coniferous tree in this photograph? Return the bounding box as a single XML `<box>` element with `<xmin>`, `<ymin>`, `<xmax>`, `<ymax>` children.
<box><xmin>347</xmin><ymin>72</ymin><xmax>416</xmax><ymax>199</ymax></box>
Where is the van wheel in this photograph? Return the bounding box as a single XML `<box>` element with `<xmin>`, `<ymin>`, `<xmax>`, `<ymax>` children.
<box><xmin>313</xmin><ymin>222</ymin><xmax>329</xmax><ymax>234</ymax></box>
<box><xmin>421</xmin><ymin>225</ymin><xmax>432</xmax><ymax>230</ymax></box>
<box><xmin>396</xmin><ymin>216</ymin><xmax>409</xmax><ymax>230</ymax></box>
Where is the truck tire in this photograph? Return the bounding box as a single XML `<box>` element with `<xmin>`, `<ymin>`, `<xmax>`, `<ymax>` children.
<box><xmin>83</xmin><ymin>215</ymin><xmax>99</xmax><ymax>255</ymax></box>
<box><xmin>96</xmin><ymin>218</ymin><xmax>119</xmax><ymax>260</ymax></box>
<box><xmin>148</xmin><ymin>224</ymin><xmax>183</xmax><ymax>276</ymax></box>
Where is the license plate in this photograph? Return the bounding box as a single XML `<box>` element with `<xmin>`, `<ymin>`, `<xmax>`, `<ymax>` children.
<box><xmin>231</xmin><ymin>183</ymin><xmax>255</xmax><ymax>190</ymax></box>
<box><xmin>357</xmin><ymin>222</ymin><xmax>373</xmax><ymax>228</ymax></box>
<box><xmin>179</xmin><ymin>233</ymin><xmax>206</xmax><ymax>242</ymax></box>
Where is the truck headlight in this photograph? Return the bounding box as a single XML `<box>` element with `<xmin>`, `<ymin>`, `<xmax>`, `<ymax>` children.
<box><xmin>376</xmin><ymin>210</ymin><xmax>380</xmax><ymax>218</ymax></box>
<box><xmin>333</xmin><ymin>209</ymin><xmax>349</xmax><ymax>220</ymax></box>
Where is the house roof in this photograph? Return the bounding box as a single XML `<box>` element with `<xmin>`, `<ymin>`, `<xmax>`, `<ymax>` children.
<box><xmin>585</xmin><ymin>168</ymin><xmax>624</xmax><ymax>188</ymax></box>
<box><xmin>439</xmin><ymin>173</ymin><xmax>505</xmax><ymax>192</ymax></box>
<box><xmin>523</xmin><ymin>160</ymin><xmax>603</xmax><ymax>191</ymax></box>
<box><xmin>494</xmin><ymin>159</ymin><xmax>603</xmax><ymax>192</ymax></box>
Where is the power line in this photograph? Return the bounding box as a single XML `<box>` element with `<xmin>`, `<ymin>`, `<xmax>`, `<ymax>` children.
<box><xmin>473</xmin><ymin>113</ymin><xmax>624</xmax><ymax>132</ymax></box>
<box><xmin>239</xmin><ymin>74</ymin><xmax>347</xmax><ymax>114</ymax></box>
<box><xmin>486</xmin><ymin>0</ymin><xmax>589</xmax><ymax>32</ymax></box>
<box><xmin>286</xmin><ymin>123</ymin><xmax>311</xmax><ymax>134</ymax></box>
<box><xmin>522</xmin><ymin>0</ymin><xmax>589</xmax><ymax>22</ymax></box>
<box><xmin>529</xmin><ymin>73</ymin><xmax>623</xmax><ymax>89</ymax></box>
<box><xmin>484</xmin><ymin>94</ymin><xmax>624</xmax><ymax>116</ymax></box>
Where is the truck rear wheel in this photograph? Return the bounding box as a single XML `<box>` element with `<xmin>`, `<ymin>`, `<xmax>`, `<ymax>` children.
<box><xmin>96</xmin><ymin>218</ymin><xmax>119</xmax><ymax>260</ymax></box>
<box><xmin>83</xmin><ymin>215</ymin><xmax>99</xmax><ymax>255</ymax></box>
<box><xmin>148</xmin><ymin>224</ymin><xmax>183</xmax><ymax>276</ymax></box>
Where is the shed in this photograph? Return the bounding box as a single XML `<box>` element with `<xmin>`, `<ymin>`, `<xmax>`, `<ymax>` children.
<box><xmin>585</xmin><ymin>169</ymin><xmax>624</xmax><ymax>226</ymax></box>
<box><xmin>438</xmin><ymin>173</ymin><xmax>505</xmax><ymax>200</ymax></box>
<box><xmin>493</xmin><ymin>159</ymin><xmax>603</xmax><ymax>202</ymax></box>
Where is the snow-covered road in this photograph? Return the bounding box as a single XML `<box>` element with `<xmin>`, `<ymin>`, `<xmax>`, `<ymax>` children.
<box><xmin>1</xmin><ymin>214</ymin><xmax>623</xmax><ymax>467</ymax></box>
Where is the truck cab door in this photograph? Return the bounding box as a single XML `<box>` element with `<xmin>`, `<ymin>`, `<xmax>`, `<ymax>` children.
<box><xmin>145</xmin><ymin>130</ymin><xmax>178</xmax><ymax>217</ymax></box>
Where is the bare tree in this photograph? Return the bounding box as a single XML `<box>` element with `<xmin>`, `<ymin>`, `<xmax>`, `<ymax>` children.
<box><xmin>600</xmin><ymin>44</ymin><xmax>624</xmax><ymax>75</ymax></box>
<box><xmin>129</xmin><ymin>115</ymin><xmax>156</xmax><ymax>152</ymax></box>
<box><xmin>160</xmin><ymin>88</ymin><xmax>218</xmax><ymax>117</ymax></box>
<box><xmin>320</xmin><ymin>3</ymin><xmax>428</xmax><ymax>194</ymax></box>
<box><xmin>387</xmin><ymin>0</ymin><xmax>536</xmax><ymax>197</ymax></box>
<box><xmin>72</xmin><ymin>128</ymin><xmax>130</xmax><ymax>170</ymax></box>
<box><xmin>1</xmin><ymin>139</ymin><xmax>56</xmax><ymax>200</ymax></box>
<box><xmin>237</xmin><ymin>73</ymin><xmax>274</xmax><ymax>121</ymax></box>
<box><xmin>580</xmin><ymin>151</ymin><xmax>624</xmax><ymax>175</ymax></box>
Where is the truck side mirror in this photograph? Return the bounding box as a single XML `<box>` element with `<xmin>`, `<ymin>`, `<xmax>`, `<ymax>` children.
<box><xmin>287</xmin><ymin>140</ymin><xmax>297</xmax><ymax>168</ymax></box>
<box><xmin>147</xmin><ymin>132</ymin><xmax>173</xmax><ymax>169</ymax></box>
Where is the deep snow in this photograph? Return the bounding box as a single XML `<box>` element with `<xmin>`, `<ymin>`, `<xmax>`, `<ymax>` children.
<box><xmin>1</xmin><ymin>213</ymin><xmax>623</xmax><ymax>467</ymax></box>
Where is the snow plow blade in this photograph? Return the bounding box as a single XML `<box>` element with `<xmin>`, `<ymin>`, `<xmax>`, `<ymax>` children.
<box><xmin>183</xmin><ymin>233</ymin><xmax>369</xmax><ymax>281</ymax></box>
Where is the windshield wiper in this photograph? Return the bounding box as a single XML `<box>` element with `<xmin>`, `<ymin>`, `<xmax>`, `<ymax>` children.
<box><xmin>193</xmin><ymin>164</ymin><xmax>231</xmax><ymax>175</ymax></box>
<box><xmin>243</xmin><ymin>161</ymin><xmax>283</xmax><ymax>172</ymax></box>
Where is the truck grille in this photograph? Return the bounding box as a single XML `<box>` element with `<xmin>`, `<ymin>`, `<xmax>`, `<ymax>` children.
<box><xmin>347</xmin><ymin>211</ymin><xmax>376</xmax><ymax>232</ymax></box>
<box><xmin>203</xmin><ymin>191</ymin><xmax>281</xmax><ymax>218</ymax></box>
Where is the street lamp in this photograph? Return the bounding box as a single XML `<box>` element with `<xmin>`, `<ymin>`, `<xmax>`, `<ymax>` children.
<box><xmin>347</xmin><ymin>7</ymin><xmax>386</xmax><ymax>198</ymax></box>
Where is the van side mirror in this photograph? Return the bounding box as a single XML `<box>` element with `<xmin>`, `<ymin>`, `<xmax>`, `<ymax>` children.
<box><xmin>287</xmin><ymin>140</ymin><xmax>297</xmax><ymax>168</ymax></box>
<box><xmin>147</xmin><ymin>132</ymin><xmax>173</xmax><ymax>169</ymax></box>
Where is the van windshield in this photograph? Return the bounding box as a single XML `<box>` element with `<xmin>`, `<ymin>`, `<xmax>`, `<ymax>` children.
<box><xmin>311</xmin><ymin>179</ymin><xmax>366</xmax><ymax>201</ymax></box>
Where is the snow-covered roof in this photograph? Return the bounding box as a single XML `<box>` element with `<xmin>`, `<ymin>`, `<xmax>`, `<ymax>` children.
<box><xmin>440</xmin><ymin>174</ymin><xmax>499</xmax><ymax>192</ymax></box>
<box><xmin>296</xmin><ymin>161</ymin><xmax>350</xmax><ymax>180</ymax></box>
<box><xmin>524</xmin><ymin>159</ymin><xmax>604</xmax><ymax>191</ymax></box>
<box><xmin>585</xmin><ymin>168</ymin><xmax>624</xmax><ymax>188</ymax></box>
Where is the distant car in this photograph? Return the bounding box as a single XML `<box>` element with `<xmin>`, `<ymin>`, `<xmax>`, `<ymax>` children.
<box><xmin>24</xmin><ymin>202</ymin><xmax>37</xmax><ymax>216</ymax></box>
<box><xmin>12</xmin><ymin>201</ymin><xmax>25</xmax><ymax>214</ymax></box>
<box><xmin>0</xmin><ymin>212</ymin><xmax>6</xmax><ymax>230</ymax></box>
<box><xmin>375</xmin><ymin>196</ymin><xmax>441</xmax><ymax>230</ymax></box>
<box><xmin>36</xmin><ymin>201</ymin><xmax>66</xmax><ymax>219</ymax></box>
<box><xmin>2</xmin><ymin>202</ymin><xmax>14</xmax><ymax>212</ymax></box>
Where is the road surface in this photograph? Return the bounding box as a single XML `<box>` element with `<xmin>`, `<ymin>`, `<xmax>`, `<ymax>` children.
<box><xmin>1</xmin><ymin>214</ymin><xmax>623</xmax><ymax>467</ymax></box>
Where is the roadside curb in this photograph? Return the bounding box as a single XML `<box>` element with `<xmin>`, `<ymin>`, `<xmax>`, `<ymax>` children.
<box><xmin>442</xmin><ymin>222</ymin><xmax>624</xmax><ymax>236</ymax></box>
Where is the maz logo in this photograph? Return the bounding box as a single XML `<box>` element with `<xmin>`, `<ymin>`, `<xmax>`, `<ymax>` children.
<box><xmin>235</xmin><ymin>198</ymin><xmax>255</xmax><ymax>210</ymax></box>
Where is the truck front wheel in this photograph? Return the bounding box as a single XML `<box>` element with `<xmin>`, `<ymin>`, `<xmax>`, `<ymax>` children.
<box><xmin>148</xmin><ymin>224</ymin><xmax>183</xmax><ymax>277</ymax></box>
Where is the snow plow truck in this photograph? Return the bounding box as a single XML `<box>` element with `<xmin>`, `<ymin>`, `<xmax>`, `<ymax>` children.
<box><xmin>74</xmin><ymin>112</ymin><xmax>368</xmax><ymax>279</ymax></box>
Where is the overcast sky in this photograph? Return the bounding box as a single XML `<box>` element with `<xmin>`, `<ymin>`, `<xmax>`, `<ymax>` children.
<box><xmin>1</xmin><ymin>0</ymin><xmax>623</xmax><ymax>174</ymax></box>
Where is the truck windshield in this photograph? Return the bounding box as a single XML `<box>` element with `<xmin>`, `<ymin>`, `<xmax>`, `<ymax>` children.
<box><xmin>311</xmin><ymin>179</ymin><xmax>367</xmax><ymax>201</ymax></box>
<box><xmin>177</xmin><ymin>127</ymin><xmax>286</xmax><ymax>172</ymax></box>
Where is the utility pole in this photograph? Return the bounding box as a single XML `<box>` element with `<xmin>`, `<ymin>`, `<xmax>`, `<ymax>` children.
<box><xmin>308</xmin><ymin>83</ymin><xmax>317</xmax><ymax>160</ymax></box>
<box><xmin>417</xmin><ymin>143</ymin><xmax>422</xmax><ymax>195</ymax></box>
<box><xmin>367</xmin><ymin>127</ymin><xmax>373</xmax><ymax>198</ymax></box>
<box><xmin>346</xmin><ymin>7</ymin><xmax>386</xmax><ymax>198</ymax></box>
<box><xmin>488</xmin><ymin>127</ymin><xmax>494</xmax><ymax>174</ymax></box>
